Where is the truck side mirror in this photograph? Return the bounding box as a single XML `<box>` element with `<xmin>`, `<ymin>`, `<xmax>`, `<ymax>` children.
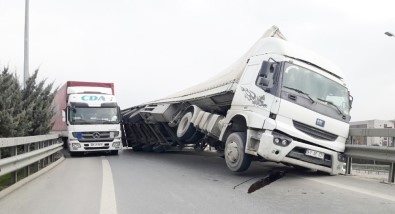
<box><xmin>258</xmin><ymin>61</ymin><xmax>272</xmax><ymax>77</ymax></box>
<box><xmin>257</xmin><ymin>60</ymin><xmax>279</xmax><ymax>90</ymax></box>
<box><xmin>118</xmin><ymin>106</ymin><xmax>122</xmax><ymax>123</ymax></box>
<box><xmin>257</xmin><ymin>77</ymin><xmax>270</xmax><ymax>87</ymax></box>
<box><xmin>62</xmin><ymin>110</ymin><xmax>66</xmax><ymax>122</ymax></box>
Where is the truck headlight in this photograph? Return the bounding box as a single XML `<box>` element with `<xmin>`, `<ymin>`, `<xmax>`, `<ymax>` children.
<box><xmin>72</xmin><ymin>143</ymin><xmax>81</xmax><ymax>148</ymax></box>
<box><xmin>112</xmin><ymin>142</ymin><xmax>121</xmax><ymax>148</ymax></box>
<box><xmin>281</xmin><ymin>139</ymin><xmax>288</xmax><ymax>146</ymax></box>
<box><xmin>338</xmin><ymin>153</ymin><xmax>346</xmax><ymax>162</ymax></box>
<box><xmin>272</xmin><ymin>131</ymin><xmax>292</xmax><ymax>147</ymax></box>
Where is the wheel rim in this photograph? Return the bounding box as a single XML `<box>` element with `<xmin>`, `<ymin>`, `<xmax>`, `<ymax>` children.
<box><xmin>226</xmin><ymin>141</ymin><xmax>239</xmax><ymax>164</ymax></box>
<box><xmin>177</xmin><ymin>112</ymin><xmax>191</xmax><ymax>137</ymax></box>
<box><xmin>180</xmin><ymin>117</ymin><xmax>188</xmax><ymax>131</ymax></box>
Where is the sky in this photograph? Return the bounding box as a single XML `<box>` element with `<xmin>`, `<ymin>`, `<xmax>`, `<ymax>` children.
<box><xmin>1</xmin><ymin>0</ymin><xmax>395</xmax><ymax>122</ymax></box>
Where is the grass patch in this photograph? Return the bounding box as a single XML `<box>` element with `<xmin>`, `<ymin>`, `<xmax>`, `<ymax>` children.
<box><xmin>0</xmin><ymin>173</ymin><xmax>13</xmax><ymax>191</ymax></box>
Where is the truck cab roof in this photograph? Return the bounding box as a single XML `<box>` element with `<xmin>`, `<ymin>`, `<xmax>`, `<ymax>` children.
<box><xmin>252</xmin><ymin>37</ymin><xmax>345</xmax><ymax>80</ymax></box>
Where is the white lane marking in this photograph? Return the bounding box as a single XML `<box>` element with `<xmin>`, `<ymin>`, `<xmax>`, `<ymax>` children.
<box><xmin>100</xmin><ymin>158</ymin><xmax>118</xmax><ymax>214</ymax></box>
<box><xmin>302</xmin><ymin>176</ymin><xmax>395</xmax><ymax>202</ymax></box>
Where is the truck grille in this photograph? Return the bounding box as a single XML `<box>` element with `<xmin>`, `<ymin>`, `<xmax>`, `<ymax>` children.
<box><xmin>73</xmin><ymin>132</ymin><xmax>114</xmax><ymax>142</ymax></box>
<box><xmin>293</xmin><ymin>121</ymin><xmax>338</xmax><ymax>141</ymax></box>
<box><xmin>84</xmin><ymin>146</ymin><xmax>110</xmax><ymax>150</ymax></box>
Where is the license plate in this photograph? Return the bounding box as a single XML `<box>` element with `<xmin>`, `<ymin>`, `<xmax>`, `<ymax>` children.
<box><xmin>305</xmin><ymin>149</ymin><xmax>324</xmax><ymax>159</ymax></box>
<box><xmin>91</xmin><ymin>143</ymin><xmax>103</xmax><ymax>147</ymax></box>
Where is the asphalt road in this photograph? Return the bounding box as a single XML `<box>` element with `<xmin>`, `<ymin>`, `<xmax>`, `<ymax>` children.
<box><xmin>0</xmin><ymin>149</ymin><xmax>394</xmax><ymax>214</ymax></box>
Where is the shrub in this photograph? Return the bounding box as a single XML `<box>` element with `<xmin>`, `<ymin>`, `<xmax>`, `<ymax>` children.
<box><xmin>0</xmin><ymin>67</ymin><xmax>55</xmax><ymax>137</ymax></box>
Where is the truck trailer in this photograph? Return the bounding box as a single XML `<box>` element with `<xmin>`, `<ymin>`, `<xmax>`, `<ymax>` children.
<box><xmin>52</xmin><ymin>81</ymin><xmax>122</xmax><ymax>156</ymax></box>
<box><xmin>121</xmin><ymin>26</ymin><xmax>352</xmax><ymax>174</ymax></box>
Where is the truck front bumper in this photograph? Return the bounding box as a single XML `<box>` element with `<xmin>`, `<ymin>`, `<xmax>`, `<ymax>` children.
<box><xmin>257</xmin><ymin>132</ymin><xmax>345</xmax><ymax>175</ymax></box>
<box><xmin>68</xmin><ymin>139</ymin><xmax>122</xmax><ymax>152</ymax></box>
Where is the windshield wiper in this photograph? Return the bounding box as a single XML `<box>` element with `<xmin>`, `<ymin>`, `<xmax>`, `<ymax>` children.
<box><xmin>317</xmin><ymin>98</ymin><xmax>344</xmax><ymax>116</ymax></box>
<box><xmin>72</xmin><ymin>119</ymin><xmax>90</xmax><ymax>124</ymax></box>
<box><xmin>283</xmin><ymin>86</ymin><xmax>315</xmax><ymax>104</ymax></box>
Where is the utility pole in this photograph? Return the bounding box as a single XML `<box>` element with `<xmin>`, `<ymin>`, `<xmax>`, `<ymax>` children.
<box><xmin>23</xmin><ymin>0</ymin><xmax>29</xmax><ymax>88</ymax></box>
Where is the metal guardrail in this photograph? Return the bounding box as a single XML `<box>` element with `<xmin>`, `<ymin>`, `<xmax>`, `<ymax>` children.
<box><xmin>0</xmin><ymin>134</ymin><xmax>63</xmax><ymax>191</ymax></box>
<box><xmin>351</xmin><ymin>163</ymin><xmax>389</xmax><ymax>175</ymax></box>
<box><xmin>345</xmin><ymin>128</ymin><xmax>395</xmax><ymax>183</ymax></box>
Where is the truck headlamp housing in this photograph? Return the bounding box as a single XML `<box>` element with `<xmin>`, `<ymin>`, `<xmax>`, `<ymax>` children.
<box><xmin>272</xmin><ymin>131</ymin><xmax>293</xmax><ymax>147</ymax></box>
<box><xmin>71</xmin><ymin>143</ymin><xmax>81</xmax><ymax>148</ymax></box>
<box><xmin>338</xmin><ymin>153</ymin><xmax>346</xmax><ymax>162</ymax></box>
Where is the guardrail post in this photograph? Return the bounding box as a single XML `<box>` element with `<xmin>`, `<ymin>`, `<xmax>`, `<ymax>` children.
<box><xmin>25</xmin><ymin>144</ymin><xmax>31</xmax><ymax>176</ymax></box>
<box><xmin>11</xmin><ymin>171</ymin><xmax>17</xmax><ymax>184</ymax></box>
<box><xmin>346</xmin><ymin>157</ymin><xmax>352</xmax><ymax>175</ymax></box>
<box><xmin>389</xmin><ymin>163</ymin><xmax>395</xmax><ymax>183</ymax></box>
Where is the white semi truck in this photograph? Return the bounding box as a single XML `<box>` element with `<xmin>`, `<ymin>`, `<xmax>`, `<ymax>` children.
<box><xmin>52</xmin><ymin>81</ymin><xmax>122</xmax><ymax>156</ymax></box>
<box><xmin>122</xmin><ymin>26</ymin><xmax>352</xmax><ymax>174</ymax></box>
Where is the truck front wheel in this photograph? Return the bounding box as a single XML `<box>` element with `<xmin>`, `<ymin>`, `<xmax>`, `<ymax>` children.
<box><xmin>69</xmin><ymin>151</ymin><xmax>80</xmax><ymax>157</ymax></box>
<box><xmin>225</xmin><ymin>132</ymin><xmax>251</xmax><ymax>172</ymax></box>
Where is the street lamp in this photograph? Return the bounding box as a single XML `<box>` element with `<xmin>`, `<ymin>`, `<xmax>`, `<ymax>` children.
<box><xmin>385</xmin><ymin>32</ymin><xmax>394</xmax><ymax>37</ymax></box>
<box><xmin>23</xmin><ymin>0</ymin><xmax>29</xmax><ymax>89</ymax></box>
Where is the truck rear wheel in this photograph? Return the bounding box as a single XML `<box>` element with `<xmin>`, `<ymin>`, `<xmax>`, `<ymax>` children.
<box><xmin>225</xmin><ymin>132</ymin><xmax>251</xmax><ymax>172</ymax></box>
<box><xmin>177</xmin><ymin>112</ymin><xmax>196</xmax><ymax>140</ymax></box>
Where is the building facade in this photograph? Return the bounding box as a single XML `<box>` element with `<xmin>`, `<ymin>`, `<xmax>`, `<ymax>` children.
<box><xmin>350</xmin><ymin>120</ymin><xmax>394</xmax><ymax>146</ymax></box>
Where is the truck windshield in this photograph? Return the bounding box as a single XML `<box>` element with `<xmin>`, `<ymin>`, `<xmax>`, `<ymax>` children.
<box><xmin>69</xmin><ymin>107</ymin><xmax>120</xmax><ymax>125</ymax></box>
<box><xmin>282</xmin><ymin>63</ymin><xmax>350</xmax><ymax>114</ymax></box>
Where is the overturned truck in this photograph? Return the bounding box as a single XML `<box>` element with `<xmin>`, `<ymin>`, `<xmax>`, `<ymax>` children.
<box><xmin>122</xmin><ymin>26</ymin><xmax>352</xmax><ymax>174</ymax></box>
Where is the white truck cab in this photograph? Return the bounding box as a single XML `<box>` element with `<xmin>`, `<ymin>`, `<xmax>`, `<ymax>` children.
<box><xmin>64</xmin><ymin>85</ymin><xmax>122</xmax><ymax>156</ymax></box>
<box><xmin>226</xmin><ymin>37</ymin><xmax>351</xmax><ymax>174</ymax></box>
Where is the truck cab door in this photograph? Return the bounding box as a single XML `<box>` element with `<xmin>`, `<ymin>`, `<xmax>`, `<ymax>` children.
<box><xmin>231</xmin><ymin>55</ymin><xmax>277</xmax><ymax>118</ymax></box>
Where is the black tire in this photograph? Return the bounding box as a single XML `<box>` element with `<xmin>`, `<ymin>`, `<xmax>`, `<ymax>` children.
<box><xmin>142</xmin><ymin>144</ymin><xmax>154</xmax><ymax>152</ymax></box>
<box><xmin>132</xmin><ymin>144</ymin><xmax>143</xmax><ymax>152</ymax></box>
<box><xmin>153</xmin><ymin>145</ymin><xmax>166</xmax><ymax>153</ymax></box>
<box><xmin>177</xmin><ymin>112</ymin><xmax>196</xmax><ymax>140</ymax></box>
<box><xmin>184</xmin><ymin>130</ymin><xmax>204</xmax><ymax>143</ymax></box>
<box><xmin>69</xmin><ymin>151</ymin><xmax>79</xmax><ymax>157</ymax></box>
<box><xmin>224</xmin><ymin>132</ymin><xmax>251</xmax><ymax>172</ymax></box>
<box><xmin>110</xmin><ymin>150</ymin><xmax>119</xmax><ymax>155</ymax></box>
<box><xmin>62</xmin><ymin>138</ymin><xmax>68</xmax><ymax>148</ymax></box>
